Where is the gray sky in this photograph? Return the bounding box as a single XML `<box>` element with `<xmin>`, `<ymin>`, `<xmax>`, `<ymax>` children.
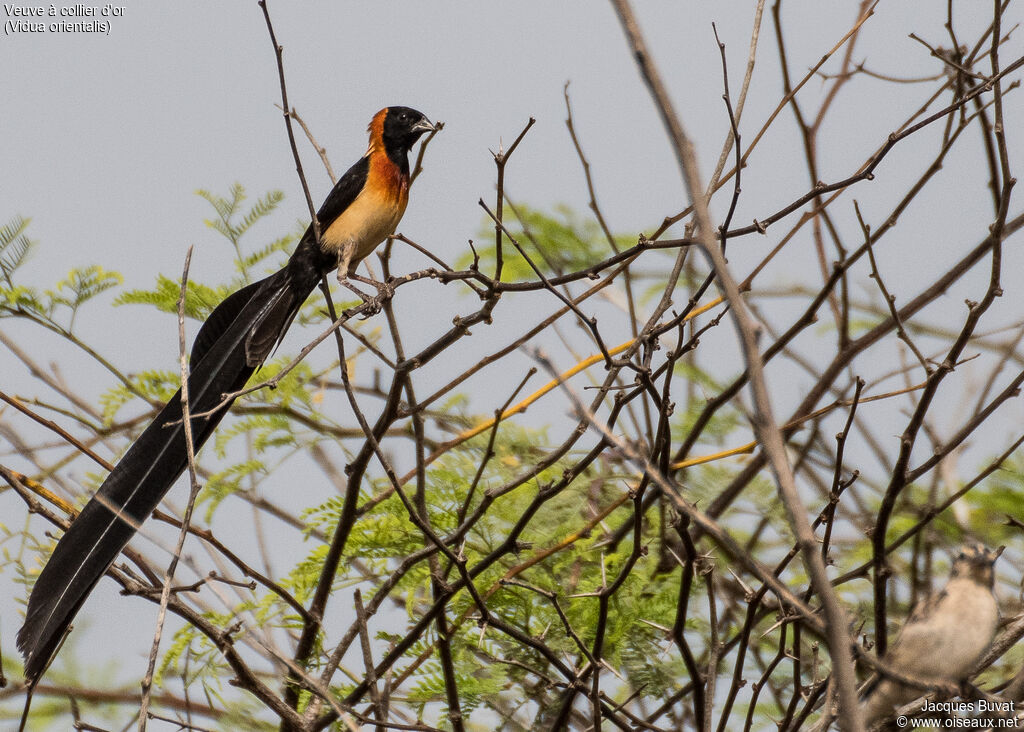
<box><xmin>2</xmin><ymin>2</ymin><xmax>990</xmax><ymax>391</ymax></box>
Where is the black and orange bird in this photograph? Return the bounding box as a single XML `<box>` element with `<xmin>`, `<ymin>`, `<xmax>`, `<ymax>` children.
<box><xmin>18</xmin><ymin>106</ymin><xmax>435</xmax><ymax>681</ymax></box>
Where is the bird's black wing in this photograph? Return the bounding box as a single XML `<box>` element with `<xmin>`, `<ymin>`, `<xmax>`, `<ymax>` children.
<box><xmin>308</xmin><ymin>155</ymin><xmax>369</xmax><ymax>241</ymax></box>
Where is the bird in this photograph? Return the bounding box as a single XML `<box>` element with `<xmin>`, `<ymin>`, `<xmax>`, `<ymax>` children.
<box><xmin>860</xmin><ymin>542</ymin><xmax>1002</xmax><ymax>726</ymax></box>
<box><xmin>17</xmin><ymin>106</ymin><xmax>436</xmax><ymax>682</ymax></box>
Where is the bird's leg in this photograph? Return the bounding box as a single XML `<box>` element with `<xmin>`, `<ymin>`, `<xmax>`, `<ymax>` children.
<box><xmin>336</xmin><ymin>244</ymin><xmax>393</xmax><ymax>316</ymax></box>
<box><xmin>336</xmin><ymin>243</ymin><xmax>355</xmax><ymax>287</ymax></box>
<box><xmin>335</xmin><ymin>243</ymin><xmax>371</xmax><ymax>302</ymax></box>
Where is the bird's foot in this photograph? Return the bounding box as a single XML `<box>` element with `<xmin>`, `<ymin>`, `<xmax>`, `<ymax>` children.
<box><xmin>340</xmin><ymin>273</ymin><xmax>394</xmax><ymax>318</ymax></box>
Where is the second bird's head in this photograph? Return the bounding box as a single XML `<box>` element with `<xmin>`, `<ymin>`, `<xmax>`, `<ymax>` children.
<box><xmin>951</xmin><ymin>541</ymin><xmax>1004</xmax><ymax>588</ymax></box>
<box><xmin>371</xmin><ymin>106</ymin><xmax>435</xmax><ymax>157</ymax></box>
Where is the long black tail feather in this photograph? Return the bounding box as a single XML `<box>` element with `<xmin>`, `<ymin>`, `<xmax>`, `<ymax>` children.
<box><xmin>17</xmin><ymin>264</ymin><xmax>313</xmax><ymax>680</ymax></box>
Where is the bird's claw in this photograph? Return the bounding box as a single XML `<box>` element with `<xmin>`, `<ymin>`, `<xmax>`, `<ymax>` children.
<box><xmin>341</xmin><ymin>276</ymin><xmax>394</xmax><ymax>319</ymax></box>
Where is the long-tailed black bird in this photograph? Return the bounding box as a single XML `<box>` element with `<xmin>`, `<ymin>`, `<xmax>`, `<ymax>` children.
<box><xmin>18</xmin><ymin>106</ymin><xmax>435</xmax><ymax>681</ymax></box>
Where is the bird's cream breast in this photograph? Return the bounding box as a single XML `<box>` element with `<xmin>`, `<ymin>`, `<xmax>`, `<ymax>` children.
<box><xmin>320</xmin><ymin>140</ymin><xmax>410</xmax><ymax>271</ymax></box>
<box><xmin>320</xmin><ymin>183</ymin><xmax>409</xmax><ymax>265</ymax></box>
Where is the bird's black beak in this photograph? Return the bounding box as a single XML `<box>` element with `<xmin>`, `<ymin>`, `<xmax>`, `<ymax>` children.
<box><xmin>412</xmin><ymin>117</ymin><xmax>436</xmax><ymax>135</ymax></box>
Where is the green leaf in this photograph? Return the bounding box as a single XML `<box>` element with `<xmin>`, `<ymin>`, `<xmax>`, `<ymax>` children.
<box><xmin>196</xmin><ymin>184</ymin><xmax>288</xmax><ymax>276</ymax></box>
<box><xmin>462</xmin><ymin>203</ymin><xmax>615</xmax><ymax>279</ymax></box>
<box><xmin>0</xmin><ymin>215</ymin><xmax>34</xmax><ymax>287</ymax></box>
<box><xmin>98</xmin><ymin>370</ymin><xmax>178</xmax><ymax>422</ymax></box>
<box><xmin>45</xmin><ymin>266</ymin><xmax>123</xmax><ymax>321</ymax></box>
<box><xmin>115</xmin><ymin>273</ymin><xmax>230</xmax><ymax>320</ymax></box>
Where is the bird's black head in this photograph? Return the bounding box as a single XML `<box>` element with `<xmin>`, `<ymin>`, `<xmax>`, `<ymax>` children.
<box><xmin>374</xmin><ymin>106</ymin><xmax>435</xmax><ymax>162</ymax></box>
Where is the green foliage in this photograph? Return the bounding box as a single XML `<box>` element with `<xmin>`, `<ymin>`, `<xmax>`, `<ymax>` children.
<box><xmin>240</xmin><ymin>234</ymin><xmax>296</xmax><ymax>274</ymax></box>
<box><xmin>196</xmin><ymin>184</ymin><xmax>289</xmax><ymax>274</ymax></box>
<box><xmin>47</xmin><ymin>265</ymin><xmax>123</xmax><ymax>319</ymax></box>
<box><xmin>0</xmin><ymin>215</ymin><xmax>34</xmax><ymax>288</ymax></box>
<box><xmin>213</xmin><ymin>414</ymin><xmax>293</xmax><ymax>458</ymax></box>
<box><xmin>199</xmin><ymin>458</ymin><xmax>268</xmax><ymax>520</ymax></box>
<box><xmin>116</xmin><ymin>185</ymin><xmax>294</xmax><ymax>326</ymax></box>
<box><xmin>283</xmin><ymin>543</ymin><xmax>332</xmax><ymax>606</ymax></box>
<box><xmin>98</xmin><ymin>369</ymin><xmax>179</xmax><ymax>423</ymax></box>
<box><xmin>953</xmin><ymin>455</ymin><xmax>1024</xmax><ymax>538</ymax></box>
<box><xmin>304</xmin><ymin>417</ymin><xmax>751</xmax><ymax>724</ymax></box>
<box><xmin>1</xmin><ymin>216</ymin><xmax>125</xmax><ymax>332</ymax></box>
<box><xmin>461</xmin><ymin>203</ymin><xmax>633</xmax><ymax>279</ymax></box>
<box><xmin>408</xmin><ymin>650</ymin><xmax>507</xmax><ymax>720</ymax></box>
<box><xmin>156</xmin><ymin>613</ymin><xmax>276</xmax><ymax>729</ymax></box>
<box><xmin>157</xmin><ymin>620</ymin><xmax>222</xmax><ymax>688</ymax></box>
<box><xmin>671</xmin><ymin>371</ymin><xmax>746</xmax><ymax>448</ymax></box>
<box><xmin>245</xmin><ymin>356</ymin><xmax>319</xmax><ymax>410</ymax></box>
<box><xmin>115</xmin><ymin>273</ymin><xmax>229</xmax><ymax>321</ymax></box>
